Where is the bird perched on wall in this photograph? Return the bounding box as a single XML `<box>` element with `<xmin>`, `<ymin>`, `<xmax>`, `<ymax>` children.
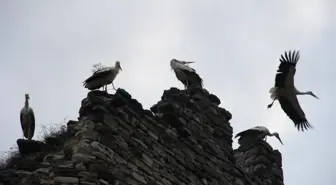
<box><xmin>20</xmin><ymin>93</ymin><xmax>35</xmax><ymax>140</ymax></box>
<box><xmin>83</xmin><ymin>61</ymin><xmax>122</xmax><ymax>91</ymax></box>
<box><xmin>267</xmin><ymin>50</ymin><xmax>319</xmax><ymax>131</ymax></box>
<box><xmin>170</xmin><ymin>59</ymin><xmax>203</xmax><ymax>89</ymax></box>
<box><xmin>235</xmin><ymin>126</ymin><xmax>283</xmax><ymax>145</ymax></box>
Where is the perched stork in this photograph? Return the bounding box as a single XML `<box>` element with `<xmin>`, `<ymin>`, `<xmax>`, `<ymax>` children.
<box><xmin>235</xmin><ymin>126</ymin><xmax>283</xmax><ymax>145</ymax></box>
<box><xmin>83</xmin><ymin>61</ymin><xmax>122</xmax><ymax>91</ymax></box>
<box><xmin>20</xmin><ymin>93</ymin><xmax>35</xmax><ymax>140</ymax></box>
<box><xmin>267</xmin><ymin>50</ymin><xmax>319</xmax><ymax>131</ymax></box>
<box><xmin>170</xmin><ymin>59</ymin><xmax>203</xmax><ymax>89</ymax></box>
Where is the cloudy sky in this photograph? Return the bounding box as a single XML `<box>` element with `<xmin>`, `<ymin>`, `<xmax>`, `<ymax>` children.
<box><xmin>0</xmin><ymin>0</ymin><xmax>335</xmax><ymax>184</ymax></box>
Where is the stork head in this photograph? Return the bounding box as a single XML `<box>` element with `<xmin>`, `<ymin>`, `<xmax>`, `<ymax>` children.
<box><xmin>272</xmin><ymin>132</ymin><xmax>283</xmax><ymax>145</ymax></box>
<box><xmin>25</xmin><ymin>93</ymin><xmax>30</xmax><ymax>100</ymax></box>
<box><xmin>170</xmin><ymin>59</ymin><xmax>178</xmax><ymax>69</ymax></box>
<box><xmin>308</xmin><ymin>91</ymin><xmax>319</xmax><ymax>99</ymax></box>
<box><xmin>171</xmin><ymin>59</ymin><xmax>194</xmax><ymax>65</ymax></box>
<box><xmin>170</xmin><ymin>59</ymin><xmax>178</xmax><ymax>64</ymax></box>
<box><xmin>115</xmin><ymin>61</ymin><xmax>122</xmax><ymax>71</ymax></box>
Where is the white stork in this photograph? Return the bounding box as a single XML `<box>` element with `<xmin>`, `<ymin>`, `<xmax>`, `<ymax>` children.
<box><xmin>235</xmin><ymin>126</ymin><xmax>283</xmax><ymax>145</ymax></box>
<box><xmin>267</xmin><ymin>50</ymin><xmax>319</xmax><ymax>131</ymax></box>
<box><xmin>83</xmin><ymin>61</ymin><xmax>122</xmax><ymax>91</ymax></box>
<box><xmin>20</xmin><ymin>93</ymin><xmax>35</xmax><ymax>140</ymax></box>
<box><xmin>170</xmin><ymin>59</ymin><xmax>203</xmax><ymax>89</ymax></box>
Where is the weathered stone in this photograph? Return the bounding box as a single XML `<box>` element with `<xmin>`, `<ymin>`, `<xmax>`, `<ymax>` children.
<box><xmin>53</xmin><ymin>176</ymin><xmax>79</xmax><ymax>184</ymax></box>
<box><xmin>72</xmin><ymin>152</ymin><xmax>96</xmax><ymax>163</ymax></box>
<box><xmin>0</xmin><ymin>88</ymin><xmax>283</xmax><ymax>185</ymax></box>
<box><xmin>17</xmin><ymin>139</ymin><xmax>58</xmax><ymax>156</ymax></box>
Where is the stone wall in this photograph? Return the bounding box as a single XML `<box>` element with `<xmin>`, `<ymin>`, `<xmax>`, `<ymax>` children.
<box><xmin>0</xmin><ymin>87</ymin><xmax>284</xmax><ymax>185</ymax></box>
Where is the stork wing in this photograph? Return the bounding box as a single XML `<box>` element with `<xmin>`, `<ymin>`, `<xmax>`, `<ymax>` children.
<box><xmin>250</xmin><ymin>126</ymin><xmax>268</xmax><ymax>132</ymax></box>
<box><xmin>275</xmin><ymin>50</ymin><xmax>300</xmax><ymax>88</ymax></box>
<box><xmin>83</xmin><ymin>68</ymin><xmax>113</xmax><ymax>84</ymax></box>
<box><xmin>29</xmin><ymin>109</ymin><xmax>35</xmax><ymax>139</ymax></box>
<box><xmin>93</xmin><ymin>66</ymin><xmax>110</xmax><ymax>74</ymax></box>
<box><xmin>235</xmin><ymin>128</ymin><xmax>262</xmax><ymax>138</ymax></box>
<box><xmin>278</xmin><ymin>95</ymin><xmax>312</xmax><ymax>131</ymax></box>
<box><xmin>182</xmin><ymin>68</ymin><xmax>203</xmax><ymax>87</ymax></box>
<box><xmin>19</xmin><ymin>111</ymin><xmax>25</xmax><ymax>131</ymax></box>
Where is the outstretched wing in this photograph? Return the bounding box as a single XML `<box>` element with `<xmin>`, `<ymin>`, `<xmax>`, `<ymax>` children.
<box><xmin>274</xmin><ymin>50</ymin><xmax>300</xmax><ymax>88</ymax></box>
<box><xmin>278</xmin><ymin>95</ymin><xmax>312</xmax><ymax>131</ymax></box>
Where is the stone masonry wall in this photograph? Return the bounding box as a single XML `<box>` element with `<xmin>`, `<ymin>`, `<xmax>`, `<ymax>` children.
<box><xmin>0</xmin><ymin>87</ymin><xmax>284</xmax><ymax>185</ymax></box>
<box><xmin>234</xmin><ymin>138</ymin><xmax>284</xmax><ymax>185</ymax></box>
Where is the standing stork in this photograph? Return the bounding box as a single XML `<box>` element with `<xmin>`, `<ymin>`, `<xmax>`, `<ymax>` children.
<box><xmin>83</xmin><ymin>61</ymin><xmax>122</xmax><ymax>91</ymax></box>
<box><xmin>235</xmin><ymin>126</ymin><xmax>283</xmax><ymax>145</ymax></box>
<box><xmin>267</xmin><ymin>50</ymin><xmax>319</xmax><ymax>131</ymax></box>
<box><xmin>20</xmin><ymin>93</ymin><xmax>35</xmax><ymax>140</ymax></box>
<box><xmin>170</xmin><ymin>59</ymin><xmax>203</xmax><ymax>89</ymax></box>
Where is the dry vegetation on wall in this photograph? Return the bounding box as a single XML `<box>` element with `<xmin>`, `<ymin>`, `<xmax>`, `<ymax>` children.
<box><xmin>0</xmin><ymin>121</ymin><xmax>68</xmax><ymax>170</ymax></box>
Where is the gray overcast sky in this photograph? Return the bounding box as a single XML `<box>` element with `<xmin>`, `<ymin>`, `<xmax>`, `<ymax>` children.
<box><xmin>0</xmin><ymin>0</ymin><xmax>335</xmax><ymax>184</ymax></box>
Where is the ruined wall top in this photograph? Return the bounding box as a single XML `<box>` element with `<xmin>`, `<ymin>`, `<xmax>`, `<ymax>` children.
<box><xmin>0</xmin><ymin>87</ymin><xmax>284</xmax><ymax>185</ymax></box>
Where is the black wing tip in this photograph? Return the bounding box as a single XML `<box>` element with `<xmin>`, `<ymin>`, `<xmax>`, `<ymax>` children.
<box><xmin>295</xmin><ymin>121</ymin><xmax>314</xmax><ymax>131</ymax></box>
<box><xmin>279</xmin><ymin>49</ymin><xmax>301</xmax><ymax>64</ymax></box>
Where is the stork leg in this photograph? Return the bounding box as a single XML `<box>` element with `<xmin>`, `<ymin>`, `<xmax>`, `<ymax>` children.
<box><xmin>112</xmin><ymin>82</ymin><xmax>117</xmax><ymax>91</ymax></box>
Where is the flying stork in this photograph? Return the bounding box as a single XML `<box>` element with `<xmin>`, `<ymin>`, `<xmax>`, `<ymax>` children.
<box><xmin>83</xmin><ymin>61</ymin><xmax>122</xmax><ymax>91</ymax></box>
<box><xmin>20</xmin><ymin>93</ymin><xmax>35</xmax><ymax>140</ymax></box>
<box><xmin>235</xmin><ymin>126</ymin><xmax>283</xmax><ymax>145</ymax></box>
<box><xmin>267</xmin><ymin>50</ymin><xmax>319</xmax><ymax>131</ymax></box>
<box><xmin>170</xmin><ymin>59</ymin><xmax>203</xmax><ymax>89</ymax></box>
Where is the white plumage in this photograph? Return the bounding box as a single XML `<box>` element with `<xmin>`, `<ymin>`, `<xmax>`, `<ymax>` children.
<box><xmin>267</xmin><ymin>50</ymin><xmax>319</xmax><ymax>131</ymax></box>
<box><xmin>20</xmin><ymin>93</ymin><xmax>35</xmax><ymax>140</ymax></box>
<box><xmin>83</xmin><ymin>61</ymin><xmax>122</xmax><ymax>91</ymax></box>
<box><xmin>170</xmin><ymin>59</ymin><xmax>203</xmax><ymax>89</ymax></box>
<box><xmin>235</xmin><ymin>126</ymin><xmax>283</xmax><ymax>145</ymax></box>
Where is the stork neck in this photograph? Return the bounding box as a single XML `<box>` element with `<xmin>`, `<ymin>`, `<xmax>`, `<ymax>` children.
<box><xmin>24</xmin><ymin>99</ymin><xmax>29</xmax><ymax>108</ymax></box>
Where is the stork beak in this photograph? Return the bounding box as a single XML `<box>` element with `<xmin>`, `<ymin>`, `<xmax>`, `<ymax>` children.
<box><xmin>119</xmin><ymin>66</ymin><xmax>122</xmax><ymax>71</ymax></box>
<box><xmin>311</xmin><ymin>93</ymin><xmax>318</xmax><ymax>99</ymax></box>
<box><xmin>275</xmin><ymin>135</ymin><xmax>283</xmax><ymax>145</ymax></box>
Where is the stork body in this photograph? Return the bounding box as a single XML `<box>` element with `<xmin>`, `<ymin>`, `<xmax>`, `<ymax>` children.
<box><xmin>170</xmin><ymin>59</ymin><xmax>203</xmax><ymax>89</ymax></box>
<box><xmin>83</xmin><ymin>61</ymin><xmax>122</xmax><ymax>91</ymax></box>
<box><xmin>267</xmin><ymin>50</ymin><xmax>319</xmax><ymax>131</ymax></box>
<box><xmin>235</xmin><ymin>126</ymin><xmax>283</xmax><ymax>145</ymax></box>
<box><xmin>20</xmin><ymin>94</ymin><xmax>35</xmax><ymax>140</ymax></box>
<box><xmin>91</xmin><ymin>63</ymin><xmax>109</xmax><ymax>91</ymax></box>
